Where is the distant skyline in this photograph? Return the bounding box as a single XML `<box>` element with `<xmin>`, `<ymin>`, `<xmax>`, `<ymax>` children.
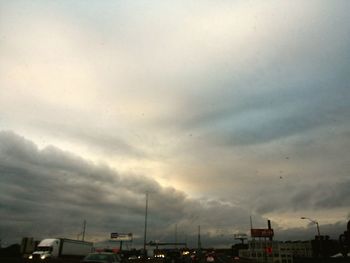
<box><xmin>0</xmin><ymin>0</ymin><xmax>349</xmax><ymax>246</ymax></box>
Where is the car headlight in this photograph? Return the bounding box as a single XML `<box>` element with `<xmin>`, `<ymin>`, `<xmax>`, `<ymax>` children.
<box><xmin>41</xmin><ymin>255</ymin><xmax>46</xmax><ymax>259</ymax></box>
<box><xmin>29</xmin><ymin>255</ymin><xmax>33</xmax><ymax>259</ymax></box>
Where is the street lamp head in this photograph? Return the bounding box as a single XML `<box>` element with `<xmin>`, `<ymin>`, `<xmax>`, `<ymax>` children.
<box><xmin>300</xmin><ymin>216</ymin><xmax>321</xmax><ymax>236</ymax></box>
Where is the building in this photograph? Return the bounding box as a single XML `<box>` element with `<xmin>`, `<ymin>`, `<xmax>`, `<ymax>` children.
<box><xmin>238</xmin><ymin>240</ymin><xmax>312</xmax><ymax>263</ymax></box>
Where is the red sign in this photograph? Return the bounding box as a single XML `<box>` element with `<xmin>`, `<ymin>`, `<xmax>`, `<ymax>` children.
<box><xmin>251</xmin><ymin>228</ymin><xmax>274</xmax><ymax>238</ymax></box>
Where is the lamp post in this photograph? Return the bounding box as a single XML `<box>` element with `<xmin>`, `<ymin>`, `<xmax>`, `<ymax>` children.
<box><xmin>301</xmin><ymin>217</ymin><xmax>320</xmax><ymax>236</ymax></box>
<box><xmin>301</xmin><ymin>217</ymin><xmax>322</xmax><ymax>258</ymax></box>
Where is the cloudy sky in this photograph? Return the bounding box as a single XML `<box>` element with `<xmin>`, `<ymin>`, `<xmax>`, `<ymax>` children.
<box><xmin>0</xmin><ymin>0</ymin><xmax>349</xmax><ymax>247</ymax></box>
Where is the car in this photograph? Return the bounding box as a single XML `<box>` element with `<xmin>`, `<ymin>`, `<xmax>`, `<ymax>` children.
<box><xmin>205</xmin><ymin>252</ymin><xmax>216</xmax><ymax>263</ymax></box>
<box><xmin>127</xmin><ymin>255</ymin><xmax>139</xmax><ymax>260</ymax></box>
<box><xmin>81</xmin><ymin>252</ymin><xmax>122</xmax><ymax>263</ymax></box>
<box><xmin>206</xmin><ymin>255</ymin><xmax>215</xmax><ymax>262</ymax></box>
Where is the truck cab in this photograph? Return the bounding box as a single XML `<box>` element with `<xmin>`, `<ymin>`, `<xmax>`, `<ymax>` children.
<box><xmin>29</xmin><ymin>239</ymin><xmax>60</xmax><ymax>260</ymax></box>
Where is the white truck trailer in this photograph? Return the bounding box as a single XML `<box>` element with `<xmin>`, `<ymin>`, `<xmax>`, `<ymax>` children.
<box><xmin>29</xmin><ymin>238</ymin><xmax>93</xmax><ymax>260</ymax></box>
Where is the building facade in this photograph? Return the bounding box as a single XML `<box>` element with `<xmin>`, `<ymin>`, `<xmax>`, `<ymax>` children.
<box><xmin>239</xmin><ymin>240</ymin><xmax>312</xmax><ymax>263</ymax></box>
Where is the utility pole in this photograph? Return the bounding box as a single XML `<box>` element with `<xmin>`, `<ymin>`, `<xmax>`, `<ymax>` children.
<box><xmin>82</xmin><ymin>220</ymin><xmax>86</xmax><ymax>241</ymax></box>
<box><xmin>143</xmin><ymin>192</ymin><xmax>149</xmax><ymax>255</ymax></box>
<box><xmin>250</xmin><ymin>216</ymin><xmax>253</xmax><ymax>232</ymax></box>
<box><xmin>198</xmin><ymin>225</ymin><xmax>202</xmax><ymax>250</ymax></box>
<box><xmin>175</xmin><ymin>224</ymin><xmax>178</xmax><ymax>249</ymax></box>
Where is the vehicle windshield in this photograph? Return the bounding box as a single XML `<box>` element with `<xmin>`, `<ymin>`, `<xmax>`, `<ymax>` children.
<box><xmin>37</xmin><ymin>246</ymin><xmax>52</xmax><ymax>252</ymax></box>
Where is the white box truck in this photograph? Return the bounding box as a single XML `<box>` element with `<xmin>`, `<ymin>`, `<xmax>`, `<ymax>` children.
<box><xmin>29</xmin><ymin>238</ymin><xmax>93</xmax><ymax>260</ymax></box>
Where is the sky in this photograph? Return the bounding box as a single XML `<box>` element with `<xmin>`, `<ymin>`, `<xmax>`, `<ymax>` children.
<box><xmin>0</xmin><ymin>0</ymin><xmax>349</xmax><ymax>247</ymax></box>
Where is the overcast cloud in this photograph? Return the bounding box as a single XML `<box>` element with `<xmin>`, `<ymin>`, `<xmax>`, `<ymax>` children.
<box><xmin>0</xmin><ymin>0</ymin><xmax>349</xmax><ymax>246</ymax></box>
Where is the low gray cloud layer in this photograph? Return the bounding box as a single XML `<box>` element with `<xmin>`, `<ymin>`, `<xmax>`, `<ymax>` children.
<box><xmin>0</xmin><ymin>131</ymin><xmax>348</xmax><ymax>246</ymax></box>
<box><xmin>0</xmin><ymin>131</ymin><xmax>262</xmax><ymax>246</ymax></box>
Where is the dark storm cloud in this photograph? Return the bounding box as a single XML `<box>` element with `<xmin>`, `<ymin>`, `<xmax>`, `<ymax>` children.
<box><xmin>0</xmin><ymin>122</ymin><xmax>348</xmax><ymax>247</ymax></box>
<box><xmin>250</xmin><ymin>176</ymin><xmax>350</xmax><ymax>215</ymax></box>
<box><xmin>275</xmin><ymin>220</ymin><xmax>350</xmax><ymax>241</ymax></box>
<box><xmin>0</xmin><ymin>131</ymin><xmax>261</xmax><ymax>245</ymax></box>
<box><xmin>0</xmin><ymin>131</ymin><xmax>158</xmax><ymax>242</ymax></box>
<box><xmin>292</xmin><ymin>180</ymin><xmax>350</xmax><ymax>210</ymax></box>
<box><xmin>153</xmin><ymin>1</ymin><xmax>350</xmax><ymax>147</ymax></box>
<box><xmin>165</xmin><ymin>62</ymin><xmax>350</xmax><ymax>147</ymax></box>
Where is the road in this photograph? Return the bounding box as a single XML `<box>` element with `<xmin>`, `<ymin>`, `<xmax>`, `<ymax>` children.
<box><xmin>0</xmin><ymin>256</ymin><xmax>245</xmax><ymax>263</ymax></box>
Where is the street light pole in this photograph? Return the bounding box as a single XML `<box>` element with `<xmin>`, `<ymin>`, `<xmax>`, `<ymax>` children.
<box><xmin>143</xmin><ymin>192</ymin><xmax>149</xmax><ymax>255</ymax></box>
<box><xmin>301</xmin><ymin>217</ymin><xmax>321</xmax><ymax>236</ymax></box>
<box><xmin>301</xmin><ymin>217</ymin><xmax>322</xmax><ymax>258</ymax></box>
<box><xmin>315</xmin><ymin>221</ymin><xmax>320</xmax><ymax>237</ymax></box>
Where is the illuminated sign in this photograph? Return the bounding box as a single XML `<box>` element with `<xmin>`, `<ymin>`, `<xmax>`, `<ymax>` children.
<box><xmin>110</xmin><ymin>233</ymin><xmax>133</xmax><ymax>241</ymax></box>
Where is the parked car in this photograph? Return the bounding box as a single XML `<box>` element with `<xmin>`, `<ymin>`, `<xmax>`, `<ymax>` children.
<box><xmin>81</xmin><ymin>252</ymin><xmax>121</xmax><ymax>263</ymax></box>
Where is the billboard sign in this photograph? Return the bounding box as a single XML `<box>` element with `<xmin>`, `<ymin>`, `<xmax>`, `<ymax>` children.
<box><xmin>251</xmin><ymin>228</ymin><xmax>274</xmax><ymax>238</ymax></box>
<box><xmin>110</xmin><ymin>233</ymin><xmax>133</xmax><ymax>241</ymax></box>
